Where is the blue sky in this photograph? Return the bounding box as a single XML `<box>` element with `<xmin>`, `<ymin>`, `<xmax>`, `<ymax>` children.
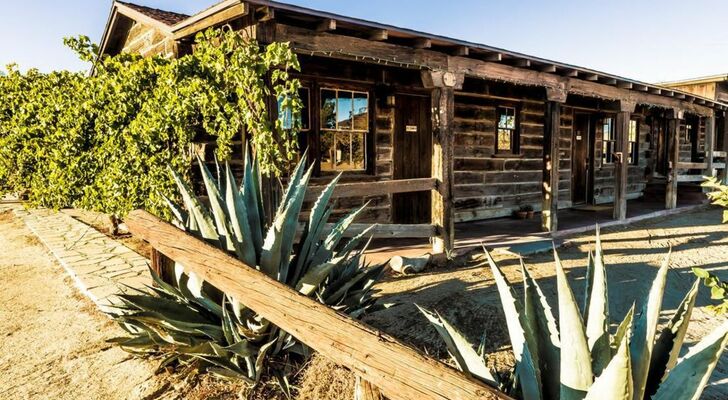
<box><xmin>2</xmin><ymin>0</ymin><xmax>728</xmax><ymax>82</ymax></box>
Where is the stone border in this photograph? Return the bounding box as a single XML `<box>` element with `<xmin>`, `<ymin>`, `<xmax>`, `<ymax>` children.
<box><xmin>12</xmin><ymin>206</ymin><xmax>151</xmax><ymax>314</ymax></box>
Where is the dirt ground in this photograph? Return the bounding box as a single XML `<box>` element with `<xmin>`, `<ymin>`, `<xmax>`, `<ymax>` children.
<box><xmin>2</xmin><ymin>205</ymin><xmax>727</xmax><ymax>399</ymax></box>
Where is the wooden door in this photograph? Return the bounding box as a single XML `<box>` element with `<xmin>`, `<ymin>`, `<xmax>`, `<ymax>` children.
<box><xmin>393</xmin><ymin>94</ymin><xmax>432</xmax><ymax>223</ymax></box>
<box><xmin>572</xmin><ymin>113</ymin><xmax>592</xmax><ymax>205</ymax></box>
<box><xmin>654</xmin><ymin>117</ymin><xmax>669</xmax><ymax>176</ymax></box>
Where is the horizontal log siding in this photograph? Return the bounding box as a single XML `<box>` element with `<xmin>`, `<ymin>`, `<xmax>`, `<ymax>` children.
<box><xmin>122</xmin><ymin>21</ymin><xmax>176</xmax><ymax>58</ymax></box>
<box><xmin>592</xmin><ymin>107</ymin><xmax>651</xmax><ymax>204</ymax></box>
<box><xmin>452</xmin><ymin>93</ymin><xmax>572</xmax><ymax>222</ymax></box>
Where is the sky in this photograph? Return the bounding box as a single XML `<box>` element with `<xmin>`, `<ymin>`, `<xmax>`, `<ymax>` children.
<box><xmin>2</xmin><ymin>0</ymin><xmax>728</xmax><ymax>83</ymax></box>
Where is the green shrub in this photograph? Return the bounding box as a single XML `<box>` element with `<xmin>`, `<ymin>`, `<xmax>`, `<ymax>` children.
<box><xmin>109</xmin><ymin>152</ymin><xmax>385</xmax><ymax>393</ymax></box>
<box><xmin>0</xmin><ymin>28</ymin><xmax>302</xmax><ymax>218</ymax></box>
<box><xmin>420</xmin><ymin>230</ymin><xmax>728</xmax><ymax>400</ymax></box>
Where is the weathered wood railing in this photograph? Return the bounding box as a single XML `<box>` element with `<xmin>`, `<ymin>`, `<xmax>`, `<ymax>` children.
<box><xmin>670</xmin><ymin>151</ymin><xmax>727</xmax><ymax>183</ymax></box>
<box><xmin>304</xmin><ymin>177</ymin><xmax>441</xmax><ymax>241</ymax></box>
<box><xmin>127</xmin><ymin>210</ymin><xmax>507</xmax><ymax>400</ymax></box>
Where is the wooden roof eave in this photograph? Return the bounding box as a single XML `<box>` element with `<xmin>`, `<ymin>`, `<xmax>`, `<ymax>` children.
<box><xmin>272</xmin><ymin>23</ymin><xmax>721</xmax><ymax>115</ymax></box>
<box><xmin>114</xmin><ymin>1</ymin><xmax>174</xmax><ymax>35</ymax></box>
<box><xmin>171</xmin><ymin>0</ymin><xmax>249</xmax><ymax>40</ymax></box>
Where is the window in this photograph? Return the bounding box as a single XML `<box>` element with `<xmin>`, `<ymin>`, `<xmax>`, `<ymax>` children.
<box><xmin>496</xmin><ymin>106</ymin><xmax>518</xmax><ymax>154</ymax></box>
<box><xmin>602</xmin><ymin>117</ymin><xmax>616</xmax><ymax>164</ymax></box>
<box><xmin>320</xmin><ymin>88</ymin><xmax>368</xmax><ymax>171</ymax></box>
<box><xmin>278</xmin><ymin>87</ymin><xmax>310</xmax><ymax>131</ymax></box>
<box><xmin>628</xmin><ymin>119</ymin><xmax>639</xmax><ymax>165</ymax></box>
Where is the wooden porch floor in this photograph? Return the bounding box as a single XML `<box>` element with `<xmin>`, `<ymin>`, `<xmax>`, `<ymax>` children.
<box><xmin>365</xmin><ymin>197</ymin><xmax>708</xmax><ymax>264</ymax></box>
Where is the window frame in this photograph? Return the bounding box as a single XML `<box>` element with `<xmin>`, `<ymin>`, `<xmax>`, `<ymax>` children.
<box><xmin>317</xmin><ymin>85</ymin><xmax>373</xmax><ymax>174</ymax></box>
<box><xmin>601</xmin><ymin>117</ymin><xmax>616</xmax><ymax>165</ymax></box>
<box><xmin>628</xmin><ymin>119</ymin><xmax>639</xmax><ymax>166</ymax></box>
<box><xmin>494</xmin><ymin>104</ymin><xmax>520</xmax><ymax>156</ymax></box>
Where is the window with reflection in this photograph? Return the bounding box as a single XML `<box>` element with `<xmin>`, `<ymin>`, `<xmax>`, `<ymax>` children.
<box><xmin>628</xmin><ymin>119</ymin><xmax>639</xmax><ymax>165</ymax></box>
<box><xmin>496</xmin><ymin>106</ymin><xmax>518</xmax><ymax>154</ymax></box>
<box><xmin>320</xmin><ymin>88</ymin><xmax>368</xmax><ymax>171</ymax></box>
<box><xmin>278</xmin><ymin>87</ymin><xmax>310</xmax><ymax>131</ymax></box>
<box><xmin>602</xmin><ymin>117</ymin><xmax>616</xmax><ymax>164</ymax></box>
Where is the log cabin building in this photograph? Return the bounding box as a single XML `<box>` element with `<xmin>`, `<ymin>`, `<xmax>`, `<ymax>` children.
<box><xmin>99</xmin><ymin>0</ymin><xmax>728</xmax><ymax>253</ymax></box>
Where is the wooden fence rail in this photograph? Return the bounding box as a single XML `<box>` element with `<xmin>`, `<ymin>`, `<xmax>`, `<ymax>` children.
<box><xmin>127</xmin><ymin>210</ymin><xmax>507</xmax><ymax>400</ymax></box>
<box><xmin>305</xmin><ymin>177</ymin><xmax>437</xmax><ymax>202</ymax></box>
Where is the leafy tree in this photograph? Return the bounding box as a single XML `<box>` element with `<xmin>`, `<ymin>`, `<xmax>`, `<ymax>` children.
<box><xmin>0</xmin><ymin>28</ymin><xmax>302</xmax><ymax>218</ymax></box>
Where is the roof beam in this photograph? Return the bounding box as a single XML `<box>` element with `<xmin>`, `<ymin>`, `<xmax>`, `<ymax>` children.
<box><xmin>256</xmin><ymin>6</ymin><xmax>275</xmax><ymax>22</ymax></box>
<box><xmin>482</xmin><ymin>52</ymin><xmax>502</xmax><ymax>62</ymax></box>
<box><xmin>316</xmin><ymin>18</ymin><xmax>336</xmax><ymax>32</ymax></box>
<box><xmin>649</xmin><ymin>87</ymin><xmax>662</xmax><ymax>95</ymax></box>
<box><xmin>369</xmin><ymin>29</ymin><xmax>388</xmax><ymax>41</ymax></box>
<box><xmin>633</xmin><ymin>84</ymin><xmax>649</xmax><ymax>92</ymax></box>
<box><xmin>617</xmin><ymin>81</ymin><xmax>633</xmax><ymax>89</ymax></box>
<box><xmin>451</xmin><ymin>46</ymin><xmax>469</xmax><ymax>56</ymax></box>
<box><xmin>272</xmin><ymin>24</ymin><xmax>715</xmax><ymax>115</ymax></box>
<box><xmin>584</xmin><ymin>73</ymin><xmax>599</xmax><ymax>81</ymax></box>
<box><xmin>173</xmin><ymin>1</ymin><xmax>248</xmax><ymax>40</ymax></box>
<box><xmin>514</xmin><ymin>59</ymin><xmax>531</xmax><ymax>68</ymax></box>
<box><xmin>541</xmin><ymin>64</ymin><xmax>557</xmax><ymax>73</ymax></box>
<box><xmin>563</xmin><ymin>69</ymin><xmax>579</xmax><ymax>78</ymax></box>
<box><xmin>413</xmin><ymin>38</ymin><xmax>432</xmax><ymax>49</ymax></box>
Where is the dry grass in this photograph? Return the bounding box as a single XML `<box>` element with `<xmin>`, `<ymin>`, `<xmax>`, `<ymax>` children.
<box><xmin>297</xmin><ymin>355</ymin><xmax>355</xmax><ymax>400</ymax></box>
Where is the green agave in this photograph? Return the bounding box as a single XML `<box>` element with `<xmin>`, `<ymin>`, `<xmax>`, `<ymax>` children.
<box><xmin>109</xmin><ymin>149</ymin><xmax>385</xmax><ymax>390</ymax></box>
<box><xmin>420</xmin><ymin>228</ymin><xmax>728</xmax><ymax>400</ymax></box>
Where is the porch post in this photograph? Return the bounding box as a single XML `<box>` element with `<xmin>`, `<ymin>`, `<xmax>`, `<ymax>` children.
<box><xmin>705</xmin><ymin>112</ymin><xmax>716</xmax><ymax>178</ymax></box>
<box><xmin>422</xmin><ymin>70</ymin><xmax>463</xmax><ymax>254</ymax></box>
<box><xmin>614</xmin><ymin>100</ymin><xmax>636</xmax><ymax>220</ymax></box>
<box><xmin>722</xmin><ymin>112</ymin><xmax>728</xmax><ymax>184</ymax></box>
<box><xmin>666</xmin><ymin>109</ymin><xmax>684</xmax><ymax>209</ymax></box>
<box><xmin>542</xmin><ymin>86</ymin><xmax>568</xmax><ymax>232</ymax></box>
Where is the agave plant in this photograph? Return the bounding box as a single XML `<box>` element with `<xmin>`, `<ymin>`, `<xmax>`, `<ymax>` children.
<box><xmin>110</xmin><ymin>149</ymin><xmax>385</xmax><ymax>390</ymax></box>
<box><xmin>420</xmin><ymin>229</ymin><xmax>728</xmax><ymax>400</ymax></box>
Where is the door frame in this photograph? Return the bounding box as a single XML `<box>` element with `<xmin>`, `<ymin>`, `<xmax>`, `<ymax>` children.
<box><xmin>392</xmin><ymin>91</ymin><xmax>433</xmax><ymax>223</ymax></box>
<box><xmin>571</xmin><ymin>111</ymin><xmax>596</xmax><ymax>205</ymax></box>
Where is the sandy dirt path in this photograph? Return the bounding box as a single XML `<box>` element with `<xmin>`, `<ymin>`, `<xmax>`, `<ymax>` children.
<box><xmin>0</xmin><ymin>209</ymin><xmax>168</xmax><ymax>400</ymax></box>
<box><xmin>366</xmin><ymin>207</ymin><xmax>728</xmax><ymax>399</ymax></box>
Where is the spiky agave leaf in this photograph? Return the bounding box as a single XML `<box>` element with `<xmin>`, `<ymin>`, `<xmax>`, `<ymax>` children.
<box><xmin>630</xmin><ymin>249</ymin><xmax>670</xmax><ymax>400</ymax></box>
<box><xmin>521</xmin><ymin>259</ymin><xmax>561</xmax><ymax>400</ymax></box>
<box><xmin>644</xmin><ymin>278</ymin><xmax>700</xmax><ymax>397</ymax></box>
<box><xmin>584</xmin><ymin>327</ymin><xmax>632</xmax><ymax>400</ymax></box>
<box><xmin>168</xmin><ymin>166</ymin><xmax>218</xmax><ymax>244</ymax></box>
<box><xmin>652</xmin><ymin>321</ymin><xmax>728</xmax><ymax>400</ymax></box>
<box><xmin>483</xmin><ymin>249</ymin><xmax>542</xmax><ymax>400</ymax></box>
<box><xmin>417</xmin><ymin>306</ymin><xmax>499</xmax><ymax>387</ymax></box>
<box><xmin>197</xmin><ymin>155</ymin><xmax>236</xmax><ymax>252</ymax></box>
<box><xmin>611</xmin><ymin>304</ymin><xmax>634</xmax><ymax>354</ymax></box>
<box><xmin>585</xmin><ymin>228</ymin><xmax>611</xmax><ymax>376</ymax></box>
<box><xmin>224</xmin><ymin>162</ymin><xmax>257</xmax><ymax>267</ymax></box>
<box><xmin>554</xmin><ymin>248</ymin><xmax>593</xmax><ymax>400</ymax></box>
<box><xmin>583</xmin><ymin>250</ymin><xmax>595</xmax><ymax>322</ymax></box>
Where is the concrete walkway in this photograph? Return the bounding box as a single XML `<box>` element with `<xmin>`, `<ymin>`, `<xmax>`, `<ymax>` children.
<box><xmin>11</xmin><ymin>206</ymin><xmax>150</xmax><ymax>314</ymax></box>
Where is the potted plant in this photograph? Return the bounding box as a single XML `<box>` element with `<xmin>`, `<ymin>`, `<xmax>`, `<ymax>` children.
<box><xmin>523</xmin><ymin>204</ymin><xmax>535</xmax><ymax>219</ymax></box>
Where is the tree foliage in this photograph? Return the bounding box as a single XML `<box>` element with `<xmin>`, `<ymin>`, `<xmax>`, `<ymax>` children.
<box><xmin>0</xmin><ymin>28</ymin><xmax>302</xmax><ymax>218</ymax></box>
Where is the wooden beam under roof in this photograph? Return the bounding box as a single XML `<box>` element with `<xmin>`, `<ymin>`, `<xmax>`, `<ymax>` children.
<box><xmin>316</xmin><ymin>18</ymin><xmax>336</xmax><ymax>32</ymax></box>
<box><xmin>256</xmin><ymin>6</ymin><xmax>275</xmax><ymax>22</ymax></box>
<box><xmin>173</xmin><ymin>0</ymin><xmax>248</xmax><ymax>40</ymax></box>
<box><xmin>369</xmin><ymin>29</ymin><xmax>388</xmax><ymax>41</ymax></box>
<box><xmin>634</xmin><ymin>83</ymin><xmax>649</xmax><ymax>92</ymax></box>
<box><xmin>413</xmin><ymin>38</ymin><xmax>432</xmax><ymax>49</ymax></box>
<box><xmin>514</xmin><ymin>59</ymin><xmax>531</xmax><ymax>68</ymax></box>
<box><xmin>451</xmin><ymin>46</ymin><xmax>469</xmax><ymax>56</ymax></box>
<box><xmin>617</xmin><ymin>81</ymin><xmax>633</xmax><ymax>89</ymax></box>
<box><xmin>273</xmin><ymin>25</ymin><xmax>715</xmax><ymax>115</ymax></box>
<box><xmin>602</xmin><ymin>77</ymin><xmax>618</xmax><ymax>85</ymax></box>
<box><xmin>563</xmin><ymin>69</ymin><xmax>579</xmax><ymax>77</ymax></box>
<box><xmin>649</xmin><ymin>87</ymin><xmax>662</xmax><ymax>95</ymax></box>
<box><xmin>584</xmin><ymin>73</ymin><xmax>599</xmax><ymax>81</ymax></box>
<box><xmin>482</xmin><ymin>52</ymin><xmax>502</xmax><ymax>62</ymax></box>
<box><xmin>541</xmin><ymin>64</ymin><xmax>557</xmax><ymax>73</ymax></box>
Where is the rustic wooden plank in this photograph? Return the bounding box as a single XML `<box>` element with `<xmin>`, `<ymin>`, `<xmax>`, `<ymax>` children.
<box><xmin>677</xmin><ymin>162</ymin><xmax>709</xmax><ymax>169</ymax></box>
<box><xmin>304</xmin><ymin>178</ymin><xmax>436</xmax><ymax>202</ymax></box>
<box><xmin>705</xmin><ymin>114</ymin><xmax>716</xmax><ymax>177</ymax></box>
<box><xmin>316</xmin><ymin>18</ymin><xmax>337</xmax><ymax>32</ymax></box>
<box><xmin>173</xmin><ymin>1</ymin><xmax>248</xmax><ymax>39</ymax></box>
<box><xmin>355</xmin><ymin>377</ymin><xmax>384</xmax><ymax>400</ymax></box>
<box><xmin>613</xmin><ymin>101</ymin><xmax>635</xmax><ymax>220</ymax></box>
<box><xmin>715</xmin><ymin>151</ymin><xmax>727</xmax><ymax>158</ymax></box>
<box><xmin>666</xmin><ymin>111</ymin><xmax>683</xmax><ymax>209</ymax></box>
<box><xmin>429</xmin><ymin>85</ymin><xmax>457</xmax><ymax>254</ymax></box>
<box><xmin>541</xmin><ymin>95</ymin><xmax>563</xmax><ymax>232</ymax></box>
<box><xmin>125</xmin><ymin>211</ymin><xmax>506</xmax><ymax>400</ymax></box>
<box><xmin>677</xmin><ymin>175</ymin><xmax>707</xmax><ymax>183</ymax></box>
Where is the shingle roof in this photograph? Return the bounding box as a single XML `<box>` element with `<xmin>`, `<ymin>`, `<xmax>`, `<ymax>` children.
<box><xmin>117</xmin><ymin>1</ymin><xmax>189</xmax><ymax>26</ymax></box>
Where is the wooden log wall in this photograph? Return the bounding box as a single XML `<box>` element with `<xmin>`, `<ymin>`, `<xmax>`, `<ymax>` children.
<box><xmin>451</xmin><ymin>81</ymin><xmax>571</xmax><ymax>222</ymax></box>
<box><xmin>591</xmin><ymin>107</ymin><xmax>651</xmax><ymax>205</ymax></box>
<box><xmin>121</xmin><ymin>21</ymin><xmax>176</xmax><ymax>58</ymax></box>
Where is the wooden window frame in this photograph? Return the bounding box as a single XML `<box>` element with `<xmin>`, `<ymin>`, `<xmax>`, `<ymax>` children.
<box><xmin>628</xmin><ymin>119</ymin><xmax>639</xmax><ymax>165</ymax></box>
<box><xmin>494</xmin><ymin>104</ymin><xmax>520</xmax><ymax>156</ymax></box>
<box><xmin>601</xmin><ymin>117</ymin><xmax>616</xmax><ymax>165</ymax></box>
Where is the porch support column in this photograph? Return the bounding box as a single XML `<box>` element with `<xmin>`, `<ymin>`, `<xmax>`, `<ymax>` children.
<box><xmin>705</xmin><ymin>112</ymin><xmax>716</xmax><ymax>178</ymax></box>
<box><xmin>541</xmin><ymin>86</ymin><xmax>568</xmax><ymax>232</ymax></box>
<box><xmin>666</xmin><ymin>109</ymin><xmax>684</xmax><ymax>209</ymax></box>
<box><xmin>614</xmin><ymin>100</ymin><xmax>637</xmax><ymax>221</ymax></box>
<box><xmin>722</xmin><ymin>112</ymin><xmax>728</xmax><ymax>184</ymax></box>
<box><xmin>422</xmin><ymin>70</ymin><xmax>464</xmax><ymax>254</ymax></box>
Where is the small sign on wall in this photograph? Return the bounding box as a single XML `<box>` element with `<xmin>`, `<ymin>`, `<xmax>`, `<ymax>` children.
<box><xmin>406</xmin><ymin>125</ymin><xmax>418</xmax><ymax>133</ymax></box>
